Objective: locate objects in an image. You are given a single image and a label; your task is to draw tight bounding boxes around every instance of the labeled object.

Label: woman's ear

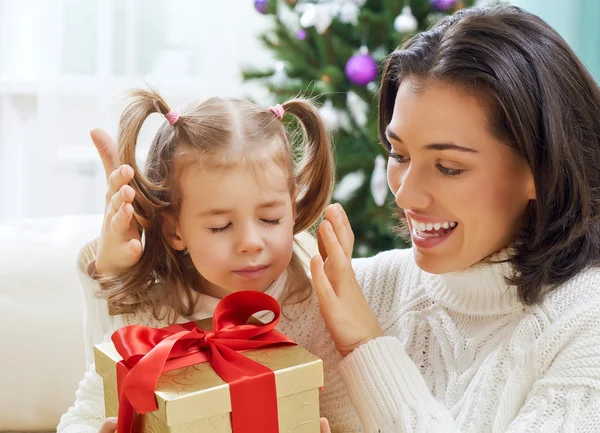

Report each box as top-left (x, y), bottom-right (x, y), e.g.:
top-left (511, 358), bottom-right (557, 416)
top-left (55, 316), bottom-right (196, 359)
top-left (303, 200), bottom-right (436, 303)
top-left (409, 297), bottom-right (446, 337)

top-left (162, 214), bottom-right (186, 251)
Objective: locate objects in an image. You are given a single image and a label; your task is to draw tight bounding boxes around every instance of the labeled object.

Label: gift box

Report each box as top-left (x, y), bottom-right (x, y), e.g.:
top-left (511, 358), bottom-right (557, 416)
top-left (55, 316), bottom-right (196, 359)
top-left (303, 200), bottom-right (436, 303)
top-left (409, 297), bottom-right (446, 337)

top-left (94, 291), bottom-right (324, 433)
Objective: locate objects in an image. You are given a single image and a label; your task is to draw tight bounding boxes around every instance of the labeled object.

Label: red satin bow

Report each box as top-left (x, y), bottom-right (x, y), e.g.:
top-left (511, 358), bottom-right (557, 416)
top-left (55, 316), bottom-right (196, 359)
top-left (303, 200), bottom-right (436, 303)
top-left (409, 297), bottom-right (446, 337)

top-left (111, 291), bottom-right (295, 433)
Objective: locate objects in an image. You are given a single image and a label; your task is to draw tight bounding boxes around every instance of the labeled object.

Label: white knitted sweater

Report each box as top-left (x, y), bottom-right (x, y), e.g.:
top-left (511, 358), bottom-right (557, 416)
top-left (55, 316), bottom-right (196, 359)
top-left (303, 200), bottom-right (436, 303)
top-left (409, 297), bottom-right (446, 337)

top-left (58, 243), bottom-right (600, 433)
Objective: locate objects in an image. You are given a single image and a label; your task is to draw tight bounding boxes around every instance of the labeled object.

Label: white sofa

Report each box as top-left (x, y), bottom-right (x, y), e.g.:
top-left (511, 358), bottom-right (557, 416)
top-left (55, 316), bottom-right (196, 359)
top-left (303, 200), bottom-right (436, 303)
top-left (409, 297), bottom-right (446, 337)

top-left (0, 215), bottom-right (103, 432)
top-left (0, 215), bottom-right (317, 432)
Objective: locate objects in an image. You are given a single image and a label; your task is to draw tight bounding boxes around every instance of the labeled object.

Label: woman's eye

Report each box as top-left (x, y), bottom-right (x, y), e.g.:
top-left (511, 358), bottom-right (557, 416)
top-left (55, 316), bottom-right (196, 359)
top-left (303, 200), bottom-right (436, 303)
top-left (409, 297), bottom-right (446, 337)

top-left (436, 164), bottom-right (465, 177)
top-left (388, 151), bottom-right (408, 164)
top-left (210, 223), bottom-right (231, 233)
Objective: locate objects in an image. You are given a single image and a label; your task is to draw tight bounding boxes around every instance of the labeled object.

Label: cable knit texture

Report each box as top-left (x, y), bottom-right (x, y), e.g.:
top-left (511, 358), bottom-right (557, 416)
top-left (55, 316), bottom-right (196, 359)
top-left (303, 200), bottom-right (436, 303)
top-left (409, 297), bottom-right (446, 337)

top-left (59, 243), bottom-right (600, 433)
top-left (341, 249), bottom-right (600, 432)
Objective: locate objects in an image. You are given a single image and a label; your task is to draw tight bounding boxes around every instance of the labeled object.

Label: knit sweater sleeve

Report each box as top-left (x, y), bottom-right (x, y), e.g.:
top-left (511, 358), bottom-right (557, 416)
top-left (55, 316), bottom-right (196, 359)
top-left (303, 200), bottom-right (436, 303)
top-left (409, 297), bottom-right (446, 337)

top-left (57, 239), bottom-right (119, 433)
top-left (337, 250), bottom-right (600, 433)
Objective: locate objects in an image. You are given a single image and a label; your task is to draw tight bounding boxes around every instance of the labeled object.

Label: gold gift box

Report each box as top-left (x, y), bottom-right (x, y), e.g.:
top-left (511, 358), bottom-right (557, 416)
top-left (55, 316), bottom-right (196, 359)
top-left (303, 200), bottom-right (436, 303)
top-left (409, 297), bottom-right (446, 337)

top-left (94, 319), bottom-right (324, 433)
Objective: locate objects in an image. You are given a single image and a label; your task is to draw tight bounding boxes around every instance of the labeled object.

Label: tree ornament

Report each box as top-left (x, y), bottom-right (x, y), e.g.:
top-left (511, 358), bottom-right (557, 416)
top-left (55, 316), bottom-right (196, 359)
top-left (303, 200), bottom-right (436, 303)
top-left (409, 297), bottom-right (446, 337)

top-left (394, 6), bottom-right (418, 33)
top-left (430, 0), bottom-right (457, 11)
top-left (333, 170), bottom-right (366, 202)
top-left (271, 61), bottom-right (288, 86)
top-left (296, 29), bottom-right (307, 40)
top-left (370, 155), bottom-right (388, 206)
top-left (319, 99), bottom-right (343, 132)
top-left (345, 46), bottom-right (378, 86)
top-left (298, 4), bottom-right (334, 34)
top-left (347, 91), bottom-right (368, 127)
top-left (254, 0), bottom-right (268, 14)
top-left (338, 3), bottom-right (360, 25)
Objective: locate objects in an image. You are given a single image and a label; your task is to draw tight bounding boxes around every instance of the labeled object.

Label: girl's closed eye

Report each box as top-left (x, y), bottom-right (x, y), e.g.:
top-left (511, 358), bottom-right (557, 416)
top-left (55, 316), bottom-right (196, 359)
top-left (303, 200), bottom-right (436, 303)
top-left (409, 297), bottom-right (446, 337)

top-left (210, 218), bottom-right (281, 233)
top-left (210, 223), bottom-right (231, 233)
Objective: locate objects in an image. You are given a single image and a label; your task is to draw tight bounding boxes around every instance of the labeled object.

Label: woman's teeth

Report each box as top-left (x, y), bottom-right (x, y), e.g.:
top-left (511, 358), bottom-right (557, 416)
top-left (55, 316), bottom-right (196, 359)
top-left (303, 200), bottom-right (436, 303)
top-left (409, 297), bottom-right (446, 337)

top-left (410, 218), bottom-right (457, 236)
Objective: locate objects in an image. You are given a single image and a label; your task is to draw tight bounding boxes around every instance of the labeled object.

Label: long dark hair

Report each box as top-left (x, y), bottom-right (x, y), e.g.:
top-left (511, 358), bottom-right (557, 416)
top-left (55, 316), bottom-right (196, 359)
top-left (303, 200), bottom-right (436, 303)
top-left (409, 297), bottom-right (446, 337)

top-left (379, 5), bottom-right (600, 305)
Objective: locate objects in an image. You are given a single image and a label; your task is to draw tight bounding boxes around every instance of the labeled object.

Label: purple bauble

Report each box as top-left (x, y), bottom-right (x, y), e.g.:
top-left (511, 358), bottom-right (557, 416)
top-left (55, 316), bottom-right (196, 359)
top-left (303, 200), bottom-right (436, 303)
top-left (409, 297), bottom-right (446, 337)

top-left (430, 0), bottom-right (457, 10)
top-left (254, 0), bottom-right (268, 14)
top-left (345, 53), bottom-right (378, 86)
top-left (296, 29), bottom-right (307, 40)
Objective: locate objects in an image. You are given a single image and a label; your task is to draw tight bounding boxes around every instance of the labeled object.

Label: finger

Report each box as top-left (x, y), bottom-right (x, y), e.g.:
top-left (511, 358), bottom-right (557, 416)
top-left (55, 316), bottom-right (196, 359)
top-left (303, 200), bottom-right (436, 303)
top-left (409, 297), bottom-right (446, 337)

top-left (90, 128), bottom-right (119, 180)
top-left (107, 166), bottom-right (134, 203)
top-left (111, 202), bottom-right (135, 233)
top-left (120, 238), bottom-right (143, 264)
top-left (109, 185), bottom-right (135, 219)
top-left (325, 204), bottom-right (354, 259)
top-left (310, 254), bottom-right (338, 304)
top-left (317, 228), bottom-right (328, 261)
top-left (320, 418), bottom-right (331, 433)
top-left (318, 220), bottom-right (348, 269)
top-left (98, 417), bottom-right (118, 433)
top-left (129, 239), bottom-right (143, 258)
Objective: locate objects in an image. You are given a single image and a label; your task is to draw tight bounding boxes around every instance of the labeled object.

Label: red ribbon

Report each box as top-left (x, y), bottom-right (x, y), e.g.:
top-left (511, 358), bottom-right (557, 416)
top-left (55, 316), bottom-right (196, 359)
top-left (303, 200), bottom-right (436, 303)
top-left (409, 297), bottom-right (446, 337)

top-left (111, 291), bottom-right (295, 433)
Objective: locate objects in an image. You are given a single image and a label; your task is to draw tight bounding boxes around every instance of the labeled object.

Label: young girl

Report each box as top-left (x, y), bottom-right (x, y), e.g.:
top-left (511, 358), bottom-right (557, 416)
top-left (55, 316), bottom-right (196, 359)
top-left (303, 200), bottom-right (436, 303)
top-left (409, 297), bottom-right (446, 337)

top-left (57, 90), bottom-right (363, 432)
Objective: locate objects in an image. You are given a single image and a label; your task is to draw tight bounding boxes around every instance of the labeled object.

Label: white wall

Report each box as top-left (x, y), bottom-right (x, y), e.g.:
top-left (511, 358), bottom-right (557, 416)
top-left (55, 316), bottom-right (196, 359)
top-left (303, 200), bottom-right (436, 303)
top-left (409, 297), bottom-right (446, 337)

top-left (0, 0), bottom-right (274, 221)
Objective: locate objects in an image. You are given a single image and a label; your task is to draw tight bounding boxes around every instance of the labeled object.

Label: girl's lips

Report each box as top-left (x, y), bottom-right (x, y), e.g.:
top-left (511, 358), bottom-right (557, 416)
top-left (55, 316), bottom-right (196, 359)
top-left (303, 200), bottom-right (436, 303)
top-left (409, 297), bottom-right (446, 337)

top-left (233, 265), bottom-right (269, 279)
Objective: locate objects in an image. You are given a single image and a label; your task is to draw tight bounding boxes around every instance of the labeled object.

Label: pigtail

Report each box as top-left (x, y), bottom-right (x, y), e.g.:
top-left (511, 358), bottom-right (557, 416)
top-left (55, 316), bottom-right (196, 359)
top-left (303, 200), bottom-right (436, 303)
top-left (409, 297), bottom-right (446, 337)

top-left (102, 88), bottom-right (199, 321)
top-left (282, 98), bottom-right (335, 234)
top-left (118, 89), bottom-right (172, 227)
top-left (274, 98), bottom-right (335, 310)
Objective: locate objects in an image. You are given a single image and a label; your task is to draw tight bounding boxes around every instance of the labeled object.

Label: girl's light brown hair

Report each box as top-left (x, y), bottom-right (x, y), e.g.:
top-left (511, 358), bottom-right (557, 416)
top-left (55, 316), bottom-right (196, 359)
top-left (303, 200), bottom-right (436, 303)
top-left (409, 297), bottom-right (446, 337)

top-left (101, 89), bottom-right (334, 321)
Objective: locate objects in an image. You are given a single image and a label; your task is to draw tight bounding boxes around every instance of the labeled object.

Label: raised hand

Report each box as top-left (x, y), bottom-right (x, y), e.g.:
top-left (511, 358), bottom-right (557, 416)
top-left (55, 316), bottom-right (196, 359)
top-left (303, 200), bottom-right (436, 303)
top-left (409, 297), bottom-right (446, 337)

top-left (311, 204), bottom-right (383, 357)
top-left (90, 129), bottom-right (142, 277)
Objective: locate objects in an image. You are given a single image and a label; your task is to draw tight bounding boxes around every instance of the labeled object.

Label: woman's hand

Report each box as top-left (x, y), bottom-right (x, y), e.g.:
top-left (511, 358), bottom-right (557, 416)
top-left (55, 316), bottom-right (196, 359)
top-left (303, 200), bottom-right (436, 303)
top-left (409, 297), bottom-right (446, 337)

top-left (320, 417), bottom-right (331, 433)
top-left (90, 129), bottom-right (142, 277)
top-left (311, 204), bottom-right (383, 357)
top-left (98, 417), bottom-right (118, 433)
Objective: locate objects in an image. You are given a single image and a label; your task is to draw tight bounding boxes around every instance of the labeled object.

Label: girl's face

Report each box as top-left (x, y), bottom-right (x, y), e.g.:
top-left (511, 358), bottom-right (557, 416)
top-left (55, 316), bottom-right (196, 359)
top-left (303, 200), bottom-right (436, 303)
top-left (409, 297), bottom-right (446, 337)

top-left (386, 79), bottom-right (536, 274)
top-left (168, 161), bottom-right (295, 298)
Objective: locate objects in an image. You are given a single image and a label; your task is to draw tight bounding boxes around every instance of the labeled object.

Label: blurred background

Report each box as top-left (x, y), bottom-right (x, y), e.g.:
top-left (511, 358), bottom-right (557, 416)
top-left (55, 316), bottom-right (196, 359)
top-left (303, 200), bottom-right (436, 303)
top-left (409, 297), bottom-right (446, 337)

top-left (1, 0), bottom-right (599, 256)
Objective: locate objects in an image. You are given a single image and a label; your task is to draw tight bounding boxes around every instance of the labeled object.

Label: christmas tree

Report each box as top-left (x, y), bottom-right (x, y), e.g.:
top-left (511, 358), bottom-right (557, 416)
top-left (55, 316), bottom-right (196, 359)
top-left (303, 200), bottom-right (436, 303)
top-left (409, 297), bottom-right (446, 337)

top-left (244, 0), bottom-right (478, 257)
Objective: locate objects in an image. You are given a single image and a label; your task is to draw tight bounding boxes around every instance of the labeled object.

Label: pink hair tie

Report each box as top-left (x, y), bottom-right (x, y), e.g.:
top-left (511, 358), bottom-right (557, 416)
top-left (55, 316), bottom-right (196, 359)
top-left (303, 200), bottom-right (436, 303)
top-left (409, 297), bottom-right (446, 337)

top-left (268, 104), bottom-right (285, 120)
top-left (165, 110), bottom-right (180, 126)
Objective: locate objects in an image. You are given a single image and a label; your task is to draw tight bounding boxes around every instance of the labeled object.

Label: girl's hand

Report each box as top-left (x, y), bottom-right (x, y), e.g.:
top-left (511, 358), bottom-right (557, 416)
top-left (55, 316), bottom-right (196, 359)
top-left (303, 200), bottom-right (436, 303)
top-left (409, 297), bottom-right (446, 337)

top-left (310, 204), bottom-right (383, 357)
top-left (90, 129), bottom-right (142, 277)
top-left (98, 417), bottom-right (118, 433)
top-left (320, 417), bottom-right (331, 433)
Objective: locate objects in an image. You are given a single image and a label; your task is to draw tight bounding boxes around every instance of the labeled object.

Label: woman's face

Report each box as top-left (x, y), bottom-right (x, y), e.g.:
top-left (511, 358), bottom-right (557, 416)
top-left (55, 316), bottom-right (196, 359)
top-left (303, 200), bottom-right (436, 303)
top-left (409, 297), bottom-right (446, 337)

top-left (385, 79), bottom-right (535, 274)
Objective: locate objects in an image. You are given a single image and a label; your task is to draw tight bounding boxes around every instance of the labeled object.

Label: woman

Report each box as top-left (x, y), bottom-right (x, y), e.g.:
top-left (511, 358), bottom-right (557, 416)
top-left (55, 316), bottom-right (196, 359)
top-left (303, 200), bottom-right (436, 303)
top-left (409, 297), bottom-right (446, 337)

top-left (85, 5), bottom-right (600, 432)
top-left (312, 4), bottom-right (600, 432)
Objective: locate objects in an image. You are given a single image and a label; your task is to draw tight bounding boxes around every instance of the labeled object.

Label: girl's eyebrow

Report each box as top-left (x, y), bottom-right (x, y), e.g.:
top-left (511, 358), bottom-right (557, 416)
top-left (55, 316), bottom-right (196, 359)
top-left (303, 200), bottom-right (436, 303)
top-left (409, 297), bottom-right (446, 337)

top-left (198, 200), bottom-right (286, 217)
top-left (258, 200), bottom-right (286, 209)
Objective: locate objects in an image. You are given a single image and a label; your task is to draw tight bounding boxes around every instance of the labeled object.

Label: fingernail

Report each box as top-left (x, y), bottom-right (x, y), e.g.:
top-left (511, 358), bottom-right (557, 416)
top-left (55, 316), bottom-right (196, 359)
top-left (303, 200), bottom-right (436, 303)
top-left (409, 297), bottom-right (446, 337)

top-left (107, 417), bottom-right (118, 423)
top-left (120, 187), bottom-right (128, 199)
top-left (121, 166), bottom-right (129, 177)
